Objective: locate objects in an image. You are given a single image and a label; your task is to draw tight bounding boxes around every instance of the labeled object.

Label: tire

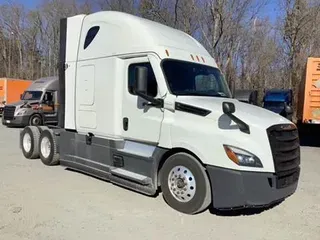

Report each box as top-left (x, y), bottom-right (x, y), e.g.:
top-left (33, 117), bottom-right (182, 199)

top-left (29, 114), bottom-right (42, 126)
top-left (160, 152), bottom-right (212, 215)
top-left (20, 126), bottom-right (40, 159)
top-left (39, 129), bottom-right (60, 166)
top-left (37, 126), bottom-right (49, 133)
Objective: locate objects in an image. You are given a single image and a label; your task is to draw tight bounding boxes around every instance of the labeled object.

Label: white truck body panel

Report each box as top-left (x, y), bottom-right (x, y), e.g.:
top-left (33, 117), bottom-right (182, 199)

top-left (170, 96), bottom-right (292, 172)
top-left (76, 11), bottom-right (213, 63)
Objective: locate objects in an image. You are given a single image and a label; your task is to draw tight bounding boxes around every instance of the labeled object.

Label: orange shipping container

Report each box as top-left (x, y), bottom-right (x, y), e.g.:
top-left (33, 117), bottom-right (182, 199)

top-left (0, 78), bottom-right (33, 105)
top-left (297, 57), bottom-right (320, 124)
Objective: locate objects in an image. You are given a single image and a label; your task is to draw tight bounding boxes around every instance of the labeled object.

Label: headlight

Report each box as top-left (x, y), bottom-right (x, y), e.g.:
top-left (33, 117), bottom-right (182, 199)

top-left (16, 109), bottom-right (27, 116)
top-left (223, 145), bottom-right (263, 168)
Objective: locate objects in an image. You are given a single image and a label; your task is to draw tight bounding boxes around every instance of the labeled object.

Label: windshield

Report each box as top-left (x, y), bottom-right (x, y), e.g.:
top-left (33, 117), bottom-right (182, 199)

top-left (21, 91), bottom-right (43, 101)
top-left (162, 59), bottom-right (232, 98)
top-left (264, 101), bottom-right (285, 108)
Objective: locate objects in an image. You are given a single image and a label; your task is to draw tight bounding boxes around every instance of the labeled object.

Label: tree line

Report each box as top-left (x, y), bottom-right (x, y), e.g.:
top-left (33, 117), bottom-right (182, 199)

top-left (0, 0), bottom-right (319, 106)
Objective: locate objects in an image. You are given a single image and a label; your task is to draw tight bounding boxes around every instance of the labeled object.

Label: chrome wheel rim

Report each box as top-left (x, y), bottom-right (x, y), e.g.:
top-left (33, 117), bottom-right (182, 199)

top-left (41, 136), bottom-right (51, 158)
top-left (23, 133), bottom-right (32, 153)
top-left (167, 166), bottom-right (196, 202)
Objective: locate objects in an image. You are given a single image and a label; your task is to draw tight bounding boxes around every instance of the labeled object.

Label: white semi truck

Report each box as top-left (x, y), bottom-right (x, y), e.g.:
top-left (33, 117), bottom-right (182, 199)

top-left (19, 11), bottom-right (301, 214)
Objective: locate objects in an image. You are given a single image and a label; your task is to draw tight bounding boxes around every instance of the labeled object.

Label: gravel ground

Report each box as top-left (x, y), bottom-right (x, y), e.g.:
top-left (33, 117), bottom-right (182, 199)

top-left (0, 124), bottom-right (320, 240)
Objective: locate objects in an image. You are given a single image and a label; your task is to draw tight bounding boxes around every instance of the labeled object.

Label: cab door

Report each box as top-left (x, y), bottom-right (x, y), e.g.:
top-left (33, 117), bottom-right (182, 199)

top-left (42, 91), bottom-right (58, 124)
top-left (121, 56), bottom-right (164, 144)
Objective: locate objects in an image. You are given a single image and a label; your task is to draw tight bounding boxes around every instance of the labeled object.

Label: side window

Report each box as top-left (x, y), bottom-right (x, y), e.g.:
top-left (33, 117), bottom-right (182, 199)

top-left (43, 92), bottom-right (54, 102)
top-left (128, 62), bottom-right (158, 97)
top-left (84, 26), bottom-right (100, 50)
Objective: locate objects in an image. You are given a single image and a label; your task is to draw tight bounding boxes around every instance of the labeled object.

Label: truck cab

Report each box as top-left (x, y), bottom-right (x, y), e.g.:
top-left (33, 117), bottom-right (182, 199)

top-left (263, 89), bottom-right (294, 121)
top-left (2, 76), bottom-right (59, 127)
top-left (234, 89), bottom-right (258, 105)
top-left (19, 11), bottom-right (300, 215)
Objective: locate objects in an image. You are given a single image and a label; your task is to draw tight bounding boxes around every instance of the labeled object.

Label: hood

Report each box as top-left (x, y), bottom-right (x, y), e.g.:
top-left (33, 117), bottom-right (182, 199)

top-left (6, 100), bottom-right (40, 107)
top-left (176, 96), bottom-right (292, 129)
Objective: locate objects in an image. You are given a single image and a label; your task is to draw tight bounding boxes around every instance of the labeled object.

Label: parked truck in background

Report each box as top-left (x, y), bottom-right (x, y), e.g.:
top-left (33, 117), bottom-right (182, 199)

top-left (262, 89), bottom-right (294, 121)
top-left (19, 11), bottom-right (300, 215)
top-left (297, 57), bottom-right (320, 126)
top-left (2, 76), bottom-right (59, 127)
top-left (234, 89), bottom-right (258, 105)
top-left (0, 78), bottom-right (32, 116)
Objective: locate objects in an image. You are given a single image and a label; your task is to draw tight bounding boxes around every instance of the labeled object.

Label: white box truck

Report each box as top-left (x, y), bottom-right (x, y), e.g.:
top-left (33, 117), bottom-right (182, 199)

top-left (19, 11), bottom-right (301, 215)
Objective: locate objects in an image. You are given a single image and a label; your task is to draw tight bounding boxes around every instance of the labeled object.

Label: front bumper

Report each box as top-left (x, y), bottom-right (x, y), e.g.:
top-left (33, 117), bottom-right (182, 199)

top-left (2, 115), bottom-right (30, 127)
top-left (206, 165), bottom-right (300, 210)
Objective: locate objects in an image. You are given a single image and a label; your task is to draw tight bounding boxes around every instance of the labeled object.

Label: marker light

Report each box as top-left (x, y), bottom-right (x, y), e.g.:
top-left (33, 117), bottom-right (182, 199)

top-left (223, 145), bottom-right (263, 168)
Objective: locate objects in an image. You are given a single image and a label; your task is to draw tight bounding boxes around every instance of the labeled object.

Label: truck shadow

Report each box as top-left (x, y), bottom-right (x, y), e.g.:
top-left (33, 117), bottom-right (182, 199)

top-left (208, 200), bottom-right (283, 216)
top-left (65, 167), bottom-right (285, 216)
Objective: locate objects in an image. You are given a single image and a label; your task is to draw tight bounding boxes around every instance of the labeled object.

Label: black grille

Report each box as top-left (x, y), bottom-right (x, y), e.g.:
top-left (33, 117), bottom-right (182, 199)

top-left (3, 106), bottom-right (16, 120)
top-left (267, 124), bottom-right (301, 188)
top-left (267, 124), bottom-right (300, 185)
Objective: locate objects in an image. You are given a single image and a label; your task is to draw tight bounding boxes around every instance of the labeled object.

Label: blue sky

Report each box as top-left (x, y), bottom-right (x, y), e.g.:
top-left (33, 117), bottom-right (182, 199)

top-left (261, 0), bottom-right (284, 23)
top-left (0, 0), bottom-right (40, 9)
top-left (0, 0), bottom-right (282, 22)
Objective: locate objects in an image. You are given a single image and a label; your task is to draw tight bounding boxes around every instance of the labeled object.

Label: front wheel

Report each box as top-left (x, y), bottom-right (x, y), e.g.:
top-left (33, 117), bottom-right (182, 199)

top-left (160, 152), bottom-right (212, 214)
top-left (29, 114), bottom-right (42, 126)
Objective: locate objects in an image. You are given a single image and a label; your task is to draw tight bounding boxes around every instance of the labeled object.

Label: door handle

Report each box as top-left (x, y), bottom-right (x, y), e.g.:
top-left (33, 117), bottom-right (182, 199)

top-left (123, 117), bottom-right (129, 131)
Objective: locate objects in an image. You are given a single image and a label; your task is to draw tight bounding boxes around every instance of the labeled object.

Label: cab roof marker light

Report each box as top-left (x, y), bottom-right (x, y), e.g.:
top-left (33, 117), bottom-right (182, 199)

top-left (165, 49), bottom-right (169, 56)
top-left (190, 54), bottom-right (194, 60)
top-left (202, 57), bottom-right (205, 63)
top-left (196, 55), bottom-right (200, 61)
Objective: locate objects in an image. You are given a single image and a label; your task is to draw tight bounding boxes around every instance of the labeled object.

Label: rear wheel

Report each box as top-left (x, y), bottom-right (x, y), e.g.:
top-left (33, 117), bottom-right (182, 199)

top-left (160, 152), bottom-right (212, 214)
top-left (37, 126), bottom-right (49, 133)
top-left (20, 126), bottom-right (40, 159)
top-left (39, 129), bottom-right (60, 166)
